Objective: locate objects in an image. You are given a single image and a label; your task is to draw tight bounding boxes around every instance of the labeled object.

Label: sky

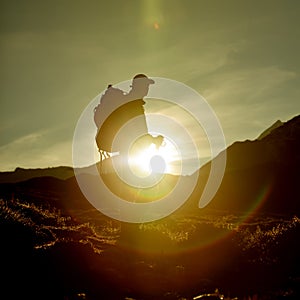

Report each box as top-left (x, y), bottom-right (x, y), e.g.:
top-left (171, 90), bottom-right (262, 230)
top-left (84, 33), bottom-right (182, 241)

top-left (1, 0), bottom-right (300, 171)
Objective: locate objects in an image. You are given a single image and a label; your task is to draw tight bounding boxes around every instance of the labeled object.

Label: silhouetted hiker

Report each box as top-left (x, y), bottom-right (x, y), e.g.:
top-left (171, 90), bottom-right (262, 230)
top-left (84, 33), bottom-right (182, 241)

top-left (94, 74), bottom-right (163, 172)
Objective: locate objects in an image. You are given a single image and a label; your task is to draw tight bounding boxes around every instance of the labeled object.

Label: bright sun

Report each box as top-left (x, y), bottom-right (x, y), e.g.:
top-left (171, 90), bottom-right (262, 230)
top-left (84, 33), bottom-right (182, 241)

top-left (128, 136), bottom-right (179, 177)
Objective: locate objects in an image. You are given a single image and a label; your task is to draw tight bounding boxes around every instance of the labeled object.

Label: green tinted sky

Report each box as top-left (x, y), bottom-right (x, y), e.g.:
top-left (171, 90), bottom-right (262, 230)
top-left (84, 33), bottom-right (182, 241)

top-left (0, 0), bottom-right (299, 170)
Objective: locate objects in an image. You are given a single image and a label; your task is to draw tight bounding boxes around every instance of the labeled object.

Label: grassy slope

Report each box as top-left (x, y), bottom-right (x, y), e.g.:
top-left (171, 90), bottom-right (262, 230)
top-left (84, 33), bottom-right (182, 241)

top-left (0, 198), bottom-right (299, 299)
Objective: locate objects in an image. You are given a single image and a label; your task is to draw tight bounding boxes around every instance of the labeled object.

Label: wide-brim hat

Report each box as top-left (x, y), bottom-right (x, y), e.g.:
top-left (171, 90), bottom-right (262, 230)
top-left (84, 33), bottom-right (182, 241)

top-left (132, 73), bottom-right (155, 84)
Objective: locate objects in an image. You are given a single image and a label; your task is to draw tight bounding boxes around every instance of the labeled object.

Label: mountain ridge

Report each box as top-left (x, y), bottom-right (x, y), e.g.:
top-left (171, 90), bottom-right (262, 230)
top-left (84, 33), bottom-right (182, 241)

top-left (0, 114), bottom-right (299, 215)
top-left (0, 166), bottom-right (74, 184)
top-left (257, 119), bottom-right (284, 140)
top-left (184, 114), bottom-right (300, 214)
top-left (1, 115), bottom-right (297, 182)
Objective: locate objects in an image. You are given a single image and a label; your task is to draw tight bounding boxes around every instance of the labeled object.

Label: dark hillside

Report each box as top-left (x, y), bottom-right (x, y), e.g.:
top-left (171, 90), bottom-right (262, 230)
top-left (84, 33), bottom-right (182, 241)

top-left (185, 115), bottom-right (300, 215)
top-left (0, 166), bottom-right (74, 183)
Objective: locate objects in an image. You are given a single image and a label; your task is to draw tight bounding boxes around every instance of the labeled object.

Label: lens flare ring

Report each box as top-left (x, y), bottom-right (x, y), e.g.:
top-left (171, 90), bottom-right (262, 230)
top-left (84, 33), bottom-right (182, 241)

top-left (72, 77), bottom-right (226, 223)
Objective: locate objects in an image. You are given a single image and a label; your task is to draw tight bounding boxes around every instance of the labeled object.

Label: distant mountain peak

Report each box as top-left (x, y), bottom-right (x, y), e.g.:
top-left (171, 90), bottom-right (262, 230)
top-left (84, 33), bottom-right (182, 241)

top-left (257, 119), bottom-right (284, 140)
top-left (0, 166), bottom-right (74, 184)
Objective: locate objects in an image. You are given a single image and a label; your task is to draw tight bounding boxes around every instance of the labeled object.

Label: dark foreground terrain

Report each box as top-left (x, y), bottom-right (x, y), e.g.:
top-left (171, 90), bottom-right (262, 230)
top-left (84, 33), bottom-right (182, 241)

top-left (0, 115), bottom-right (299, 299)
top-left (1, 197), bottom-right (299, 300)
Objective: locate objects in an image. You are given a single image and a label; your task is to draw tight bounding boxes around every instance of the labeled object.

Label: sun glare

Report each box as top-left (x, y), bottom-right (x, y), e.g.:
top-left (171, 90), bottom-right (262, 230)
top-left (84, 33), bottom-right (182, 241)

top-left (129, 137), bottom-right (179, 177)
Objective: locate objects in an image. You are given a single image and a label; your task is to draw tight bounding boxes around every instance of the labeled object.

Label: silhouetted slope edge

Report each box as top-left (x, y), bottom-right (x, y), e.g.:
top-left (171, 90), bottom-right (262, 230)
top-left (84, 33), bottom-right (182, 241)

top-left (257, 119), bottom-right (283, 140)
top-left (0, 166), bottom-right (74, 183)
top-left (0, 115), bottom-right (299, 215)
top-left (184, 114), bottom-right (300, 214)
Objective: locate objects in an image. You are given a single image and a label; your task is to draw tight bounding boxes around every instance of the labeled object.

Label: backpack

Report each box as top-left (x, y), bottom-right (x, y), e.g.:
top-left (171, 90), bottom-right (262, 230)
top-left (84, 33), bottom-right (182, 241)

top-left (94, 84), bottom-right (149, 153)
top-left (94, 85), bottom-right (125, 128)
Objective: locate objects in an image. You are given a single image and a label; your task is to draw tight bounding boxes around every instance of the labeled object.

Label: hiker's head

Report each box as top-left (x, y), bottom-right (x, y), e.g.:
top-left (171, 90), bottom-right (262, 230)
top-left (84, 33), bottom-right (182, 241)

top-left (130, 74), bottom-right (155, 98)
top-left (132, 74), bottom-right (155, 85)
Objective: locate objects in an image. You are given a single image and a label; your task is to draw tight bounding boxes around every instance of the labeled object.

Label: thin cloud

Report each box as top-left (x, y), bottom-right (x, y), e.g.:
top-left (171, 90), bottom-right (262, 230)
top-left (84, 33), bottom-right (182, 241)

top-left (0, 129), bottom-right (73, 170)
top-left (201, 66), bottom-right (298, 143)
